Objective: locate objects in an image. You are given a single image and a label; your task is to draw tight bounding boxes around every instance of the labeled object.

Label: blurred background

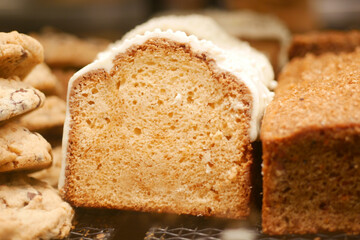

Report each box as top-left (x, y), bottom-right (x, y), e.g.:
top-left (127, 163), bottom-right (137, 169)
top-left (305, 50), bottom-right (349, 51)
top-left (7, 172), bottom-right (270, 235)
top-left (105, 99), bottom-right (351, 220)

top-left (0, 0), bottom-right (359, 39)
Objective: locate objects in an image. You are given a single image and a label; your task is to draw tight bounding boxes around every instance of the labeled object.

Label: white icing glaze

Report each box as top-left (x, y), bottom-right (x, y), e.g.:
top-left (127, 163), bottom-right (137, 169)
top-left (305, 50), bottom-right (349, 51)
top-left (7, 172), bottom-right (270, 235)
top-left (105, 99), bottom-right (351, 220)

top-left (203, 9), bottom-right (291, 68)
top-left (59, 29), bottom-right (274, 189)
top-left (103, 14), bottom-right (276, 90)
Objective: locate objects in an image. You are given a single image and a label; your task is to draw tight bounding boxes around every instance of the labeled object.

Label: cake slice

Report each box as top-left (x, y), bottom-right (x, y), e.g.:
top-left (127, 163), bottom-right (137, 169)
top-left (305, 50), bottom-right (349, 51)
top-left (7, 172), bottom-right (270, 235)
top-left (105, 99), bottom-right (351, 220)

top-left (261, 50), bottom-right (360, 234)
top-left (60, 30), bottom-right (273, 219)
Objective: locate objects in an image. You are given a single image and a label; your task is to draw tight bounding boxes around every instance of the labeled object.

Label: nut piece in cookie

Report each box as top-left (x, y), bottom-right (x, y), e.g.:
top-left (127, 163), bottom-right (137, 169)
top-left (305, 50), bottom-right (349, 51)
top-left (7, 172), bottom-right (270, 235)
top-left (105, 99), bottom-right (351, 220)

top-left (0, 173), bottom-right (74, 240)
top-left (0, 77), bottom-right (45, 122)
top-left (0, 123), bottom-right (52, 173)
top-left (14, 96), bottom-right (66, 136)
top-left (0, 31), bottom-right (44, 79)
top-left (23, 63), bottom-right (64, 97)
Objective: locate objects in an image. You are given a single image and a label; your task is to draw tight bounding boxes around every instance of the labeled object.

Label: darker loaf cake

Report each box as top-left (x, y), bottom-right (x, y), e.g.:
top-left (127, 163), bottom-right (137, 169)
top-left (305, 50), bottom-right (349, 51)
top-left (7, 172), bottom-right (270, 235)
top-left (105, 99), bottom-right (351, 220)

top-left (288, 30), bottom-right (360, 60)
top-left (261, 49), bottom-right (360, 234)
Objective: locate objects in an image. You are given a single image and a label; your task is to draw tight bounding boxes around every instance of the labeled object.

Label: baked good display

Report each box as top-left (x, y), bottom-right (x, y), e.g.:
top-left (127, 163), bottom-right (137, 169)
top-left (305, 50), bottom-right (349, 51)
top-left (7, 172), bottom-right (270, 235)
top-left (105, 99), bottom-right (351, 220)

top-left (0, 31), bottom-right (44, 79)
top-left (0, 77), bottom-right (45, 122)
top-left (0, 123), bottom-right (52, 173)
top-left (202, 10), bottom-right (291, 71)
top-left (0, 173), bottom-right (74, 240)
top-left (14, 96), bottom-right (66, 135)
top-left (113, 14), bottom-right (275, 90)
top-left (31, 28), bottom-right (110, 68)
top-left (30, 145), bottom-right (62, 187)
top-left (223, 0), bottom-right (320, 33)
top-left (288, 30), bottom-right (360, 60)
top-left (23, 62), bottom-right (64, 97)
top-left (60, 29), bottom-right (274, 219)
top-left (261, 49), bottom-right (360, 234)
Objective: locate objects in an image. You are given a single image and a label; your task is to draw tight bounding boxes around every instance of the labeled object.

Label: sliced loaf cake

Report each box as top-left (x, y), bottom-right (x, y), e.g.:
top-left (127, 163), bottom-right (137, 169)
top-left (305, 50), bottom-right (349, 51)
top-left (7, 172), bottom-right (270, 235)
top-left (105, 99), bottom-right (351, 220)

top-left (60, 30), bottom-right (273, 218)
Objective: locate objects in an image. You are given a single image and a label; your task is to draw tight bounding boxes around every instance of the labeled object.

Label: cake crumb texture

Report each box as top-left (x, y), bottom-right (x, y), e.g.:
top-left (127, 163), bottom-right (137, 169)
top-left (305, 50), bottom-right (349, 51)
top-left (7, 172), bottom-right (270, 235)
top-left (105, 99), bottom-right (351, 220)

top-left (63, 38), bottom-right (254, 219)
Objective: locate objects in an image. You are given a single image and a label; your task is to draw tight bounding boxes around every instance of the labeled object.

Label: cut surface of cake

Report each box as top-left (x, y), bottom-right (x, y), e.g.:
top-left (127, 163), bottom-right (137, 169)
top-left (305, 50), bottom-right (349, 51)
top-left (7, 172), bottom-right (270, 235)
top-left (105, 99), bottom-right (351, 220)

top-left (261, 50), bottom-right (360, 234)
top-left (60, 30), bottom-right (273, 219)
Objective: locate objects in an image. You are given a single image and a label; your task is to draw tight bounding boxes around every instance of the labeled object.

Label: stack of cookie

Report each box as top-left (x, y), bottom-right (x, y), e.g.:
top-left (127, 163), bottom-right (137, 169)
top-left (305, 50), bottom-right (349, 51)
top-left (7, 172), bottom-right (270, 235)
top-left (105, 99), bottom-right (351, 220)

top-left (0, 31), bottom-right (73, 240)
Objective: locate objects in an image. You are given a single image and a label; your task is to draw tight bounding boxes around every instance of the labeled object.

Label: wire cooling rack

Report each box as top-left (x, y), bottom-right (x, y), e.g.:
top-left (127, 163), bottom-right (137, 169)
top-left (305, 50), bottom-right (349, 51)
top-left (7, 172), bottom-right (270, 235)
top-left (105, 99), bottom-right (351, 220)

top-left (66, 225), bottom-right (360, 240)
top-left (66, 220), bottom-right (360, 240)
top-left (144, 226), bottom-right (360, 240)
top-left (145, 227), bottom-right (223, 240)
top-left (67, 227), bottom-right (115, 240)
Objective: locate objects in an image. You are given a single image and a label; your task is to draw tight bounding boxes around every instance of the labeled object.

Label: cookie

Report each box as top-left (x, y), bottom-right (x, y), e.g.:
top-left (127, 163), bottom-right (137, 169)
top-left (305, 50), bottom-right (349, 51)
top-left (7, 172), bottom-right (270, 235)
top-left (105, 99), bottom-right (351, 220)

top-left (23, 63), bottom-right (64, 97)
top-left (0, 123), bottom-right (52, 173)
top-left (0, 77), bottom-right (45, 122)
top-left (0, 173), bottom-right (74, 240)
top-left (14, 96), bottom-right (66, 135)
top-left (30, 145), bottom-right (62, 187)
top-left (31, 29), bottom-right (109, 68)
top-left (0, 31), bottom-right (44, 79)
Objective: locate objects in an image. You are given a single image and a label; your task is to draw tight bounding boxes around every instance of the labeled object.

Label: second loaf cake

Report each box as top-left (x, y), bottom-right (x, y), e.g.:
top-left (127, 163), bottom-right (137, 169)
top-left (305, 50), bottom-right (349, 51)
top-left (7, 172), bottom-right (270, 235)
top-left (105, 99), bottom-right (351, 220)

top-left (261, 49), bottom-right (360, 234)
top-left (60, 30), bottom-right (273, 218)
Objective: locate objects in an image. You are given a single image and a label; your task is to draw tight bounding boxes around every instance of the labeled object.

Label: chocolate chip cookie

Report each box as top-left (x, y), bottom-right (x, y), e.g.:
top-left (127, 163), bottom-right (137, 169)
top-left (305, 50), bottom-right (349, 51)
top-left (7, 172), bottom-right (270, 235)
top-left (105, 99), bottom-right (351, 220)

top-left (0, 31), bottom-right (44, 79)
top-left (0, 123), bottom-right (52, 172)
top-left (0, 173), bottom-right (74, 240)
top-left (0, 77), bottom-right (45, 122)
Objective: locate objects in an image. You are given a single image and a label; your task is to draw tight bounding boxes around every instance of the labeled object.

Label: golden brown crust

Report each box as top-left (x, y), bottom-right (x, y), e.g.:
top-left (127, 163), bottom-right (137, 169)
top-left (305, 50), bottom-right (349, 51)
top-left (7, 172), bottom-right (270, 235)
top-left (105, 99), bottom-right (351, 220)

top-left (63, 38), bottom-right (253, 219)
top-left (262, 49), bottom-right (360, 140)
top-left (261, 50), bottom-right (360, 235)
top-left (288, 30), bottom-right (360, 60)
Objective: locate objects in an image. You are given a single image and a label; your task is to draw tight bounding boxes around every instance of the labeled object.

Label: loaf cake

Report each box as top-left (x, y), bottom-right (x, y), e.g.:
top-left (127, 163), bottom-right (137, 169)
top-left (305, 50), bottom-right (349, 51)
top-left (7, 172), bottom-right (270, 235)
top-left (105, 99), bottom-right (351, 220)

top-left (261, 49), bottom-right (360, 234)
top-left (288, 30), bottom-right (360, 60)
top-left (60, 29), bottom-right (274, 218)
